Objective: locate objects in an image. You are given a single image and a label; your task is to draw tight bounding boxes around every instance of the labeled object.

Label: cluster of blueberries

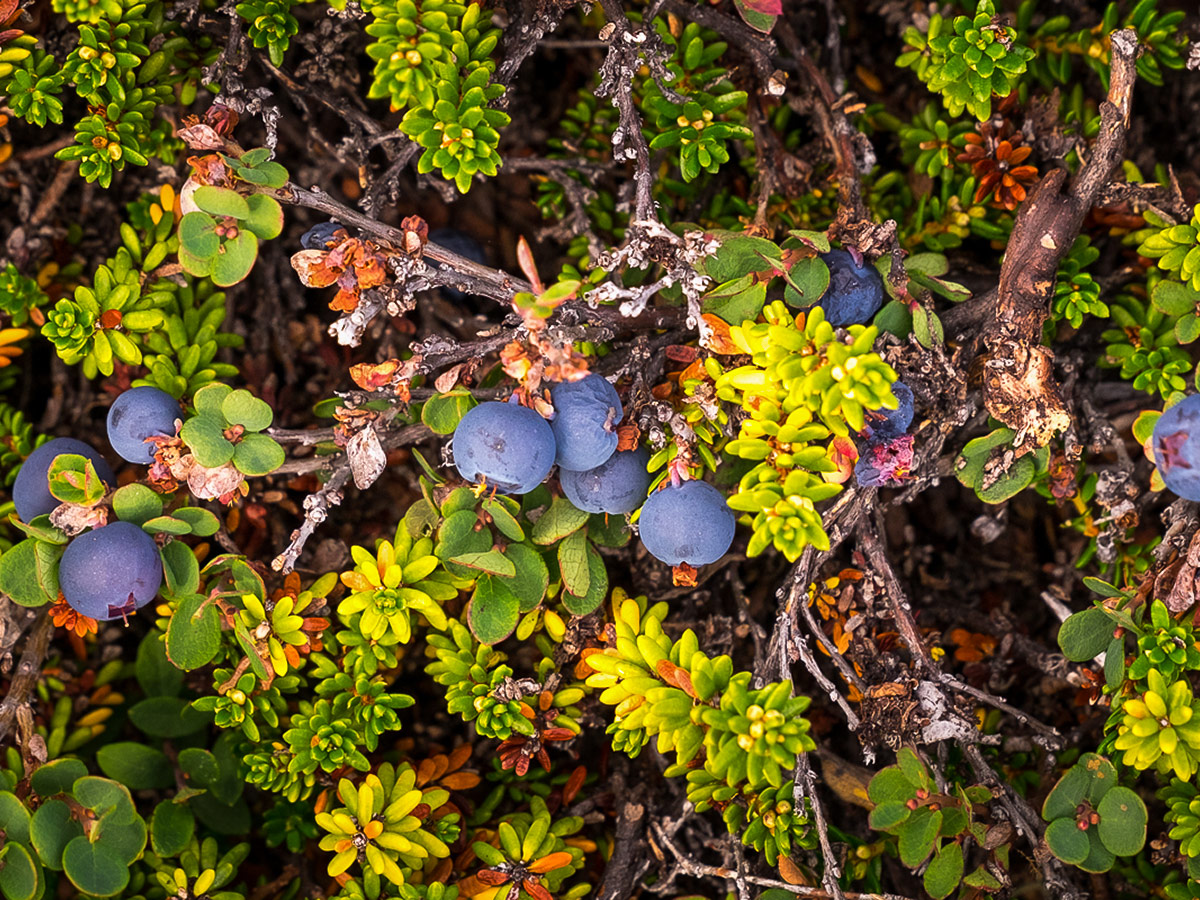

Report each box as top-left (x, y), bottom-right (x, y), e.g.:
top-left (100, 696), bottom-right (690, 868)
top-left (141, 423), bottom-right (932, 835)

top-left (451, 374), bottom-right (736, 568)
top-left (13, 386), bottom-right (182, 621)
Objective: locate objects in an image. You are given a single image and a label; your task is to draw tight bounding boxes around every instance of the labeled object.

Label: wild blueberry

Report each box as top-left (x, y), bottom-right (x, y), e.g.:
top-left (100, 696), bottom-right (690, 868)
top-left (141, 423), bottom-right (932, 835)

top-left (1153, 395), bottom-right (1200, 500)
top-left (863, 381), bottom-right (914, 439)
top-left (818, 248), bottom-right (885, 326)
top-left (300, 221), bottom-right (347, 251)
top-left (13, 438), bottom-right (116, 522)
top-left (639, 479), bottom-right (735, 567)
top-left (430, 228), bottom-right (487, 302)
top-left (549, 374), bottom-right (623, 472)
top-left (107, 386), bottom-right (182, 464)
top-left (452, 399), bottom-right (556, 494)
top-left (560, 446), bottom-right (651, 514)
top-left (60, 521), bottom-right (163, 621)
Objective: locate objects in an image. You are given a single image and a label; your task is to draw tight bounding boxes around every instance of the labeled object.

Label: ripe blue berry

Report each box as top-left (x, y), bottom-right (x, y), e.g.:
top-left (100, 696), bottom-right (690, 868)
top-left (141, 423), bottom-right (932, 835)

top-left (452, 400), bottom-right (556, 494)
top-left (638, 480), bottom-right (735, 567)
top-left (560, 446), bottom-right (651, 514)
top-left (430, 228), bottom-right (487, 302)
top-left (1153, 395), bottom-right (1200, 500)
top-left (60, 521), bottom-right (163, 621)
top-left (818, 249), bottom-right (885, 326)
top-left (549, 374), bottom-right (623, 472)
top-left (864, 381), bottom-right (914, 439)
top-left (107, 386), bottom-right (182, 464)
top-left (300, 221), bottom-right (346, 251)
top-left (13, 438), bottom-right (115, 522)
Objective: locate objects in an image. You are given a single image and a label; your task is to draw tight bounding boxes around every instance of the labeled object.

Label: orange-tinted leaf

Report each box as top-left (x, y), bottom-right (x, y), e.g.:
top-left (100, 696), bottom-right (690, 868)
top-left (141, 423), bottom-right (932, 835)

top-left (516, 235), bottom-right (544, 294)
top-left (350, 359), bottom-right (400, 390)
top-left (528, 851), bottom-right (574, 874)
top-left (700, 314), bottom-right (739, 354)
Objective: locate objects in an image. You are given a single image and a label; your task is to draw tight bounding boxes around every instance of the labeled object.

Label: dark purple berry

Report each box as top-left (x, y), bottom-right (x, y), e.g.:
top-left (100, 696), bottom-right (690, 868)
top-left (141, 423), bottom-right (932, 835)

top-left (550, 374), bottom-right (623, 472)
top-left (1153, 395), bottom-right (1200, 500)
top-left (560, 446), bottom-right (650, 514)
top-left (452, 400), bottom-right (556, 494)
top-left (863, 381), bottom-right (914, 439)
top-left (639, 480), bottom-right (735, 567)
top-left (60, 521), bottom-right (162, 621)
top-left (107, 386), bottom-right (182, 464)
top-left (818, 249), bottom-right (885, 326)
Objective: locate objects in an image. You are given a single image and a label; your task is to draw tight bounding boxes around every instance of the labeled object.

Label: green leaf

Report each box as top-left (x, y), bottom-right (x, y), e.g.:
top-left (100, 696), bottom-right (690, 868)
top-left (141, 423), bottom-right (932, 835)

top-left (179, 212), bottom-right (219, 258)
top-left (241, 194), bottom-right (283, 239)
top-left (782, 257), bottom-right (830, 308)
top-left (112, 484), bottom-right (163, 525)
top-left (701, 276), bottom-right (766, 325)
top-left (63, 836), bottom-right (131, 897)
top-left (1057, 608), bottom-right (1112, 661)
top-left (0, 842), bottom-right (40, 900)
top-left (171, 507), bottom-right (220, 536)
top-left (1105, 635), bottom-right (1125, 690)
top-left (30, 799), bottom-right (81, 870)
top-left (867, 767), bottom-right (912, 804)
top-left (128, 696), bottom-right (208, 738)
top-left (166, 594), bottom-right (222, 671)
top-left (135, 632), bottom-right (183, 698)
top-left (1044, 817), bottom-right (1090, 865)
top-left (96, 743), bottom-right (173, 790)
top-left (143, 516), bottom-right (191, 535)
top-left (180, 415), bottom-right (234, 467)
top-left (531, 496), bottom-right (590, 544)
top-left (1096, 786), bottom-right (1147, 857)
top-left (193, 383), bottom-right (232, 417)
top-left (1177, 313), bottom-right (1200, 345)
top-left (1042, 763), bottom-right (1091, 821)
top-left (239, 148), bottom-right (271, 167)
top-left (0, 539), bottom-right (55, 607)
top-left (497, 542), bottom-right (549, 611)
top-left (482, 497), bottom-right (524, 542)
top-left (557, 528), bottom-right (590, 597)
top-left (210, 232), bottom-right (259, 287)
top-left (898, 807), bottom-right (942, 867)
top-left (699, 234), bottom-right (781, 283)
top-left (0, 792), bottom-right (32, 846)
top-left (150, 801), bottom-right (195, 858)
top-left (1152, 278), bottom-right (1200, 316)
top-left (177, 748), bottom-right (219, 787)
top-left (160, 541), bottom-right (200, 598)
top-left (868, 800), bottom-right (911, 831)
top-left (192, 186), bottom-right (250, 219)
top-left (30, 759), bottom-right (87, 798)
top-left (449, 550), bottom-right (515, 577)
top-left (422, 389), bottom-right (478, 435)
top-left (222, 389), bottom-right (273, 432)
top-left (33, 541), bottom-right (61, 604)
top-left (562, 541), bottom-right (607, 615)
top-left (47, 453), bottom-right (107, 506)
top-left (232, 433), bottom-right (284, 476)
top-left (923, 842), bottom-right (964, 899)
top-left (468, 575), bottom-right (520, 643)
top-left (1077, 828), bottom-right (1116, 873)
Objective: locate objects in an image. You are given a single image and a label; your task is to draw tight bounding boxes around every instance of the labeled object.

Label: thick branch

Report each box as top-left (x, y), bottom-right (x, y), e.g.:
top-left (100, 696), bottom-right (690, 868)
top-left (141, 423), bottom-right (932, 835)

top-left (981, 28), bottom-right (1140, 452)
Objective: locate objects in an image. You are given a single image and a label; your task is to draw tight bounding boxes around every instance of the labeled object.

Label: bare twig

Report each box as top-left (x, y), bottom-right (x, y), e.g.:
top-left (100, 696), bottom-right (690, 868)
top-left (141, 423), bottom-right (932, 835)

top-left (0, 611), bottom-right (53, 745)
